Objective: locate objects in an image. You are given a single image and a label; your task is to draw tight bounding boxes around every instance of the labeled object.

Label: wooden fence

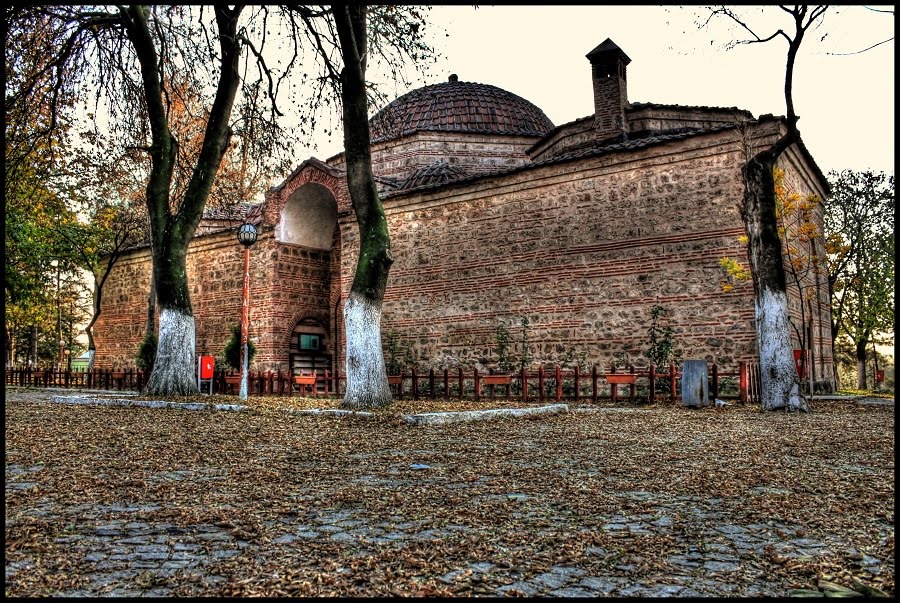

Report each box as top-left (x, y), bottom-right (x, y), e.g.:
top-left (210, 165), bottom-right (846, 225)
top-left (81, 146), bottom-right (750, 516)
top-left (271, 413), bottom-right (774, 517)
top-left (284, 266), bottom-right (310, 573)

top-left (6, 362), bottom-right (761, 405)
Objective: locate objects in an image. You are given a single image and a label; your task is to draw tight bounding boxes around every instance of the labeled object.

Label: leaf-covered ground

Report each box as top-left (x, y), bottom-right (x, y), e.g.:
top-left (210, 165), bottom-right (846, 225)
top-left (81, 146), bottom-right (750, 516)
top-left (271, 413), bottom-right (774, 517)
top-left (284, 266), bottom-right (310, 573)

top-left (5, 387), bottom-right (894, 597)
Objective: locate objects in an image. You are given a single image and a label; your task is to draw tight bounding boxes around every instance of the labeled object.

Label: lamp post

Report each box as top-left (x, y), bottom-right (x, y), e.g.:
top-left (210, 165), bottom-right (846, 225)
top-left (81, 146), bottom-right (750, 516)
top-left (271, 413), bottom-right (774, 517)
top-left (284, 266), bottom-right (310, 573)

top-left (237, 222), bottom-right (258, 401)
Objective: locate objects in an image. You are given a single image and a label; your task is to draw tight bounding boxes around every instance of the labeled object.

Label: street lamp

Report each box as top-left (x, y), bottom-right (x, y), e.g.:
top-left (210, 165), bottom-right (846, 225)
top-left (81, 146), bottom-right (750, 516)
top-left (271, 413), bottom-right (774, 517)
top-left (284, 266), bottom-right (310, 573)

top-left (237, 222), bottom-right (258, 401)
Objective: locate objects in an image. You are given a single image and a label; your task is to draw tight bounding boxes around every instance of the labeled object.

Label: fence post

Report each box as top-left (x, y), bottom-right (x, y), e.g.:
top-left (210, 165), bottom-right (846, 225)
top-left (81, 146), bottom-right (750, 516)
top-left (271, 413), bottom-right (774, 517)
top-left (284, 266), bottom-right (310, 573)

top-left (629, 365), bottom-right (636, 401)
top-left (669, 363), bottom-right (677, 403)
top-left (429, 368), bottom-right (435, 399)
top-left (591, 365), bottom-right (598, 404)
top-left (412, 368), bottom-right (419, 400)
top-left (443, 368), bottom-right (449, 398)
top-left (520, 367), bottom-right (527, 402)
top-left (649, 364), bottom-right (656, 404)
top-left (573, 365), bottom-right (580, 403)
top-left (610, 365), bottom-right (618, 405)
top-left (739, 361), bottom-right (748, 405)
top-left (538, 366), bottom-right (545, 402)
top-left (474, 368), bottom-right (480, 401)
top-left (711, 363), bottom-right (719, 400)
top-left (555, 365), bottom-right (562, 402)
top-left (457, 367), bottom-right (463, 400)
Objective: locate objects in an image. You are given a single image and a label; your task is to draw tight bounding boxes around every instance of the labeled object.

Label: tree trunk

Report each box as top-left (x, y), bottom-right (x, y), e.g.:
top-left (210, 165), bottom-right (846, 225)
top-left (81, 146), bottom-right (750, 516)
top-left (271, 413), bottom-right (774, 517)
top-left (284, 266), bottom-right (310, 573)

top-left (145, 307), bottom-right (197, 395)
top-left (343, 292), bottom-right (393, 406)
top-left (144, 240), bottom-right (197, 395)
top-left (6, 326), bottom-right (14, 368)
top-left (145, 273), bottom-right (157, 337)
top-left (334, 5), bottom-right (394, 409)
top-left (84, 273), bottom-right (100, 369)
top-left (855, 340), bottom-right (868, 390)
top-left (123, 5), bottom-right (242, 396)
top-left (742, 152), bottom-right (809, 412)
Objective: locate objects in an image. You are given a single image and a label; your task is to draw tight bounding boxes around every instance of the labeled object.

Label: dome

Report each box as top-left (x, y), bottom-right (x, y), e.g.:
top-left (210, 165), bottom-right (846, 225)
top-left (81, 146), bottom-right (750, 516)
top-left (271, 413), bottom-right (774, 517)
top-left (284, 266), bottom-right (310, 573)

top-left (369, 75), bottom-right (555, 142)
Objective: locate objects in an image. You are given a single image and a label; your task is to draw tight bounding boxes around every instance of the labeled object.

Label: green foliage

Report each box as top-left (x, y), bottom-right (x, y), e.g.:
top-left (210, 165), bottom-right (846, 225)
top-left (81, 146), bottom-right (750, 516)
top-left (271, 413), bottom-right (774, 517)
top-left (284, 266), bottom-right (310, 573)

top-left (494, 323), bottom-right (512, 373)
top-left (645, 304), bottom-right (682, 370)
top-left (223, 324), bottom-right (257, 371)
top-left (402, 340), bottom-right (416, 372)
top-left (518, 315), bottom-right (531, 371)
top-left (135, 332), bottom-right (158, 372)
top-left (385, 331), bottom-right (401, 375)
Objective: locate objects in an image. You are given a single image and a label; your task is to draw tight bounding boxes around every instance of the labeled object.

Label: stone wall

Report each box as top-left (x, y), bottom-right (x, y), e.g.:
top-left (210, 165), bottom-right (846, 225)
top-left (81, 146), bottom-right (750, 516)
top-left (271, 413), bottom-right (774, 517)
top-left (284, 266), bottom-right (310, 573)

top-left (93, 227), bottom-right (334, 373)
top-left (337, 125), bottom-right (832, 381)
top-left (94, 121), bottom-right (833, 386)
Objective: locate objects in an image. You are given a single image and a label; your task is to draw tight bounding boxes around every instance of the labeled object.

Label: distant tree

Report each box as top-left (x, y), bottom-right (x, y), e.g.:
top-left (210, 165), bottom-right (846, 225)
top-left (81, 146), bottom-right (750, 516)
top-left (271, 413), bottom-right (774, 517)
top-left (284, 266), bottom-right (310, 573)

top-left (824, 170), bottom-right (894, 389)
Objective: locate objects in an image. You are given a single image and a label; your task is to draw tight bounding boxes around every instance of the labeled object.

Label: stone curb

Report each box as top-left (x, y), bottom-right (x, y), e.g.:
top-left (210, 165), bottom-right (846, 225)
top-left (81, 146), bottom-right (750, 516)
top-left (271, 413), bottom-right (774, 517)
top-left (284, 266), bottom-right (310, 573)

top-left (403, 404), bottom-right (569, 425)
top-left (49, 396), bottom-right (248, 413)
top-left (571, 407), bottom-right (650, 413)
top-left (44, 395), bottom-right (376, 418)
top-left (281, 408), bottom-right (375, 418)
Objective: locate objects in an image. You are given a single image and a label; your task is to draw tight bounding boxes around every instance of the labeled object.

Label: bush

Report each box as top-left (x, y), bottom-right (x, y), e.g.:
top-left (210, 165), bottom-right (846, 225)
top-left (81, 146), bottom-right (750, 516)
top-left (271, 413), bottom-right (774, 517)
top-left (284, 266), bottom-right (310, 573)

top-left (223, 324), bottom-right (257, 371)
top-left (135, 332), bottom-right (157, 372)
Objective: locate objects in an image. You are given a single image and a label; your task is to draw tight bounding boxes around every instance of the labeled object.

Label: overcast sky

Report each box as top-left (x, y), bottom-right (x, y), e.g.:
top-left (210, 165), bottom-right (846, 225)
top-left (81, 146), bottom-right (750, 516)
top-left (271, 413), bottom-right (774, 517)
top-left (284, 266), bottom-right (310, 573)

top-left (302, 5), bottom-right (894, 178)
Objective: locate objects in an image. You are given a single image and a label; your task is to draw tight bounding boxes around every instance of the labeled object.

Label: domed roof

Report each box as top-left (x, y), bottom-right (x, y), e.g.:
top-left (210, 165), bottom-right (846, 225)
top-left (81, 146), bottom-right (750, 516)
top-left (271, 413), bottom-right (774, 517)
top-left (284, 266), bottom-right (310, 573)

top-left (400, 160), bottom-right (470, 190)
top-left (369, 75), bottom-right (555, 142)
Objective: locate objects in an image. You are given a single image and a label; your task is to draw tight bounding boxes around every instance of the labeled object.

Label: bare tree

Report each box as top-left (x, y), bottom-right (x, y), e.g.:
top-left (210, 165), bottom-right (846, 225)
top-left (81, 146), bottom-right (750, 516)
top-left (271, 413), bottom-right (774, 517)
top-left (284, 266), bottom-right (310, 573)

top-left (332, 5), bottom-right (393, 407)
top-left (6, 5), bottom-right (434, 396)
top-left (703, 5), bottom-right (833, 411)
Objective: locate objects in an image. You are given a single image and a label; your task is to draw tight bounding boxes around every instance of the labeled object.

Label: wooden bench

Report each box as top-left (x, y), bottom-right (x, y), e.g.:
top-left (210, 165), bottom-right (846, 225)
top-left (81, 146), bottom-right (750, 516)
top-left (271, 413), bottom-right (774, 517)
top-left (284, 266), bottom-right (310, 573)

top-left (478, 373), bottom-right (511, 397)
top-left (606, 373), bottom-right (637, 400)
top-left (224, 374), bottom-right (242, 394)
top-left (294, 372), bottom-right (319, 397)
top-left (111, 371), bottom-right (126, 390)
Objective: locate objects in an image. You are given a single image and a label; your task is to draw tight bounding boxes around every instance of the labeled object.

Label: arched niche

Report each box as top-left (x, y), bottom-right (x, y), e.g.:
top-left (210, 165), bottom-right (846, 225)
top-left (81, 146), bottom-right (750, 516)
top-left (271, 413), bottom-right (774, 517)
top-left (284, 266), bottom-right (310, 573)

top-left (277, 182), bottom-right (337, 249)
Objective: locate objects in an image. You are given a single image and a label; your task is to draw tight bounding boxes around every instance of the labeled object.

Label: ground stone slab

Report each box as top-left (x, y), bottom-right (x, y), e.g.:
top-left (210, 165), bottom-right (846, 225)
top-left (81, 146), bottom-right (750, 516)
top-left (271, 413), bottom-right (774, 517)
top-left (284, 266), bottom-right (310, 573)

top-left (49, 396), bottom-right (247, 413)
top-left (403, 404), bottom-right (568, 425)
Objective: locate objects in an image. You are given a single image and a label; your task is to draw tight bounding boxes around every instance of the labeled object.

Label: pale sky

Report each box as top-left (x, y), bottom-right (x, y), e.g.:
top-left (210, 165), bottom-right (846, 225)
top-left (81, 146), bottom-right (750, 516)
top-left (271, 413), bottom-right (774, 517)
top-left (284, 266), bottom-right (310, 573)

top-left (300, 5), bottom-right (895, 178)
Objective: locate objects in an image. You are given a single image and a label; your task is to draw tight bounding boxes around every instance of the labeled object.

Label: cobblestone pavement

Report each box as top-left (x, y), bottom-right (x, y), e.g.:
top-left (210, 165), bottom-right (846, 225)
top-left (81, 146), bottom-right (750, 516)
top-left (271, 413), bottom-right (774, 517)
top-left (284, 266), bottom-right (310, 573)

top-left (5, 388), bottom-right (894, 597)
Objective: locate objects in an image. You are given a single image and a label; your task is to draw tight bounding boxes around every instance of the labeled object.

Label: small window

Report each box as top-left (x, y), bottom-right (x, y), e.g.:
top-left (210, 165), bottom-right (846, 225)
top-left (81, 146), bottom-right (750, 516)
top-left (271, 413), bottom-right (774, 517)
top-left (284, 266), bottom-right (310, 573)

top-left (298, 334), bottom-right (320, 351)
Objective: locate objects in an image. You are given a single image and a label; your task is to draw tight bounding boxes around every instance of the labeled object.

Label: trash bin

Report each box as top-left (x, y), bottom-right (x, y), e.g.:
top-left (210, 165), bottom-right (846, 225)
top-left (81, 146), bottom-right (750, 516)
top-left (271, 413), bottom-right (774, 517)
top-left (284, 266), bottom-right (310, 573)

top-left (681, 359), bottom-right (709, 407)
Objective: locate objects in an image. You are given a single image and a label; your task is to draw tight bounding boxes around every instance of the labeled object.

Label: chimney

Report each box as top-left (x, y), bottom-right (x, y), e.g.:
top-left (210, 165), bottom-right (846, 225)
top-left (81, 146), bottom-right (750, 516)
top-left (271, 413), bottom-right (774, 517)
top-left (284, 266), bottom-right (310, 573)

top-left (586, 39), bottom-right (631, 141)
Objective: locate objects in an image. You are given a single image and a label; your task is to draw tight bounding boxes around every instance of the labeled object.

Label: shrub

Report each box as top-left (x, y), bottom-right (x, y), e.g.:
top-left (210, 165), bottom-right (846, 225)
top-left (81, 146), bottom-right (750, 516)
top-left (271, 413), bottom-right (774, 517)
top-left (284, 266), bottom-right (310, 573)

top-left (135, 332), bottom-right (157, 372)
top-left (223, 324), bottom-right (257, 371)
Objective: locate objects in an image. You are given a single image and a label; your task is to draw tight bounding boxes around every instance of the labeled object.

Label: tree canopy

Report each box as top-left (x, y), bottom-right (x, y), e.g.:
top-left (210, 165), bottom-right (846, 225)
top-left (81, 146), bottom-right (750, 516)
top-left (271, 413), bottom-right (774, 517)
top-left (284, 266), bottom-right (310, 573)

top-left (824, 169), bottom-right (894, 388)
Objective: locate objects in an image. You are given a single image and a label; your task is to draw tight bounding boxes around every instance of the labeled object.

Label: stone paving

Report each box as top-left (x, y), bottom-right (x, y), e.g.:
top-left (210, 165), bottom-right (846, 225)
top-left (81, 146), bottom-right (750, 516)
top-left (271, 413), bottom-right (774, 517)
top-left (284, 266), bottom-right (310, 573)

top-left (5, 388), bottom-right (893, 597)
top-left (9, 460), bottom-right (882, 598)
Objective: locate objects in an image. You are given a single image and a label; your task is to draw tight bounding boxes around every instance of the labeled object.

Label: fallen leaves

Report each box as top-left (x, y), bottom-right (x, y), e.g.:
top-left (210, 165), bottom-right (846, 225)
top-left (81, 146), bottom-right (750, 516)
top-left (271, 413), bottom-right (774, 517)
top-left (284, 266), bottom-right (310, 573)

top-left (4, 389), bottom-right (895, 597)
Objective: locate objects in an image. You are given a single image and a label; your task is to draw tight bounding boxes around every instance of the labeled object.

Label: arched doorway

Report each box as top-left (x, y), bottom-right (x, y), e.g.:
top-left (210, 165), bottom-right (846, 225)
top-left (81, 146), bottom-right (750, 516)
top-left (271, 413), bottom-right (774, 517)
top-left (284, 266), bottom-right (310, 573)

top-left (275, 180), bottom-right (341, 385)
top-left (288, 318), bottom-right (332, 377)
top-left (278, 182), bottom-right (337, 250)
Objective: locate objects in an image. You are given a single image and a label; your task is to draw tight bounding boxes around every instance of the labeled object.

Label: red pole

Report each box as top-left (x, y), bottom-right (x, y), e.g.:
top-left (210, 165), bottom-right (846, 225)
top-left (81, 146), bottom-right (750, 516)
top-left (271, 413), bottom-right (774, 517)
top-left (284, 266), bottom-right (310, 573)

top-left (739, 361), bottom-right (748, 405)
top-left (240, 245), bottom-right (251, 401)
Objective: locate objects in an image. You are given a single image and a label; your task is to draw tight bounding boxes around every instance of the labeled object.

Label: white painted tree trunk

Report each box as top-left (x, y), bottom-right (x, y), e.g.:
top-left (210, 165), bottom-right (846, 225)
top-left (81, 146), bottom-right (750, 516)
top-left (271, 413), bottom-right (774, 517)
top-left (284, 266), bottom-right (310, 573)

top-left (755, 288), bottom-right (808, 412)
top-left (342, 292), bottom-right (392, 408)
top-left (144, 308), bottom-right (198, 396)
